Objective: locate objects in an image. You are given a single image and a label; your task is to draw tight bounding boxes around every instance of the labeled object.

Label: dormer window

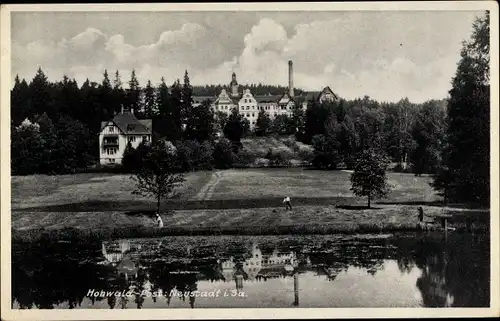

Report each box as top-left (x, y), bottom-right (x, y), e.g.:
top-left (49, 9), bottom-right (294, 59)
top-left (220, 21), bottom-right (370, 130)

top-left (127, 124), bottom-right (136, 132)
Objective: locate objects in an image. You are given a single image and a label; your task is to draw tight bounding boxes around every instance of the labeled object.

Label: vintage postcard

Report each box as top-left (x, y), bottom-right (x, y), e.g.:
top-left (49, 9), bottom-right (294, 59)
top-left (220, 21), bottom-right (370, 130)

top-left (1, 1), bottom-right (499, 320)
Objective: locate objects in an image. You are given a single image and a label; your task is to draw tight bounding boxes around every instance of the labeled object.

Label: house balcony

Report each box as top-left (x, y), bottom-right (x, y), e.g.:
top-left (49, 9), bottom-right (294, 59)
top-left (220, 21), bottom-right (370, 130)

top-left (103, 141), bottom-right (119, 147)
top-left (103, 139), bottom-right (119, 148)
top-left (103, 135), bottom-right (119, 147)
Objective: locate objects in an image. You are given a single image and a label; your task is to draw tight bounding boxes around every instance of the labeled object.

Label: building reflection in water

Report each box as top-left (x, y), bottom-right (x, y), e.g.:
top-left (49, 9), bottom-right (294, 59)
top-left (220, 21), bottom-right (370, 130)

top-left (218, 242), bottom-right (301, 305)
top-left (99, 240), bottom-right (153, 309)
top-left (219, 243), bottom-right (299, 285)
top-left (11, 233), bottom-right (490, 309)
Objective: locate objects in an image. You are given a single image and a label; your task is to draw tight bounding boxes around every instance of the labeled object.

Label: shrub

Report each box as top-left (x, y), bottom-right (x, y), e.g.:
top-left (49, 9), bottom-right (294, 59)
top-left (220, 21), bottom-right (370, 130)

top-left (234, 148), bottom-right (257, 167)
top-left (297, 147), bottom-right (314, 163)
top-left (122, 141), bottom-right (137, 173)
top-left (254, 158), bottom-right (270, 167)
top-left (175, 140), bottom-right (214, 172)
top-left (213, 138), bottom-right (234, 169)
top-left (266, 148), bottom-right (292, 168)
top-left (311, 134), bottom-right (341, 169)
top-left (282, 138), bottom-right (301, 153)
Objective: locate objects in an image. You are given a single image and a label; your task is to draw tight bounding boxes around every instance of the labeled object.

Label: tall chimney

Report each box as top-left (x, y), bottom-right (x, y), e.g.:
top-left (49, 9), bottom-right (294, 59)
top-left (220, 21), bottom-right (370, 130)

top-left (288, 60), bottom-right (294, 97)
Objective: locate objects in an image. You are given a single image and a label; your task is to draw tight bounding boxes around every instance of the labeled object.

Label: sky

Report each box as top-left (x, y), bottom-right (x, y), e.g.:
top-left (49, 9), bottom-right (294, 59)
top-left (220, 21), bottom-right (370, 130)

top-left (11, 10), bottom-right (483, 103)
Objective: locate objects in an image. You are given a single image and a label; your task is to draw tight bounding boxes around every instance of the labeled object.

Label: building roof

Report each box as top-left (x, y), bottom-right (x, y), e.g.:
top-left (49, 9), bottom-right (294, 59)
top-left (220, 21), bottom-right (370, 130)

top-left (101, 110), bottom-right (152, 135)
top-left (254, 95), bottom-right (282, 103)
top-left (192, 96), bottom-right (217, 104)
top-left (303, 87), bottom-right (340, 103)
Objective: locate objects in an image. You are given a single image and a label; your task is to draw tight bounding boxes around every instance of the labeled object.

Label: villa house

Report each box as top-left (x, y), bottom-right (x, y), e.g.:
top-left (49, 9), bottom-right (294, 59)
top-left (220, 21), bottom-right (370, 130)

top-left (98, 107), bottom-right (152, 165)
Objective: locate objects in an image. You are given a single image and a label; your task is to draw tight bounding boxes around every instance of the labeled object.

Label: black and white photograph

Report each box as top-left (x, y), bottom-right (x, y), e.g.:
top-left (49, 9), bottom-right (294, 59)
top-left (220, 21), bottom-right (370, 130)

top-left (1, 2), bottom-right (498, 320)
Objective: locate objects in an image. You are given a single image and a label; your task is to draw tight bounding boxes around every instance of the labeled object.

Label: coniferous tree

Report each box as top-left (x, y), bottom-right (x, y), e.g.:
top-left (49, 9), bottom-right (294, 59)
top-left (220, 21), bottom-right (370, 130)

top-left (99, 70), bottom-right (113, 122)
top-left (182, 70), bottom-right (194, 136)
top-left (112, 70), bottom-right (126, 115)
top-left (11, 75), bottom-right (30, 125)
top-left (154, 77), bottom-right (170, 138)
top-left (432, 11), bottom-right (490, 204)
top-left (168, 80), bottom-right (184, 141)
top-left (144, 79), bottom-right (157, 118)
top-left (29, 67), bottom-right (54, 119)
top-left (127, 69), bottom-right (141, 113)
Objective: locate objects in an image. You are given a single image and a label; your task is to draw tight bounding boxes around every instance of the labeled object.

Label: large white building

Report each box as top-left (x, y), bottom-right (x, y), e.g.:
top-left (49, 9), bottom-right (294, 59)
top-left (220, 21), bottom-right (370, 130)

top-left (98, 107), bottom-right (152, 165)
top-left (193, 61), bottom-right (340, 130)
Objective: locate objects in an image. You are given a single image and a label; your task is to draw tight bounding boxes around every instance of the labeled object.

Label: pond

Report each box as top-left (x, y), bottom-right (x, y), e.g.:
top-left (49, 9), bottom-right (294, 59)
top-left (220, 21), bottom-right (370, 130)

top-left (11, 232), bottom-right (490, 309)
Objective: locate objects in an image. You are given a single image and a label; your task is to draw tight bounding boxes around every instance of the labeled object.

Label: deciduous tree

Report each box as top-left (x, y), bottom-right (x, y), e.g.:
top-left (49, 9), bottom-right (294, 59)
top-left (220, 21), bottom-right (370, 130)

top-left (255, 110), bottom-right (271, 136)
top-left (350, 148), bottom-right (392, 208)
top-left (132, 141), bottom-right (185, 213)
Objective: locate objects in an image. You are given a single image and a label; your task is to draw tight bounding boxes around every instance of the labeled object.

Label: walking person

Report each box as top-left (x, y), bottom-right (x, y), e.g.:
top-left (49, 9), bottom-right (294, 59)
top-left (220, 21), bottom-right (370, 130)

top-left (283, 196), bottom-right (292, 211)
top-left (155, 213), bottom-right (164, 228)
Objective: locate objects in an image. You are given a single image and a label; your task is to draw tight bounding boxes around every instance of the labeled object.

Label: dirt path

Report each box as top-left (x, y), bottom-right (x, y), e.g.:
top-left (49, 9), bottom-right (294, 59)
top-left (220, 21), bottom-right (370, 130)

top-left (191, 171), bottom-right (223, 201)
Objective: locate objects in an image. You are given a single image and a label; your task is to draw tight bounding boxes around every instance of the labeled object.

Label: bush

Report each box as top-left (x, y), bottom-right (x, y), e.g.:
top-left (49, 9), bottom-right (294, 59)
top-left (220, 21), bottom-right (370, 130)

top-left (213, 138), bottom-right (234, 169)
top-left (266, 148), bottom-right (292, 168)
top-left (254, 157), bottom-right (270, 167)
top-left (311, 134), bottom-right (341, 169)
top-left (282, 138), bottom-right (301, 154)
top-left (234, 147), bottom-right (257, 167)
top-left (122, 141), bottom-right (137, 173)
top-left (175, 140), bottom-right (214, 172)
top-left (297, 146), bottom-right (314, 163)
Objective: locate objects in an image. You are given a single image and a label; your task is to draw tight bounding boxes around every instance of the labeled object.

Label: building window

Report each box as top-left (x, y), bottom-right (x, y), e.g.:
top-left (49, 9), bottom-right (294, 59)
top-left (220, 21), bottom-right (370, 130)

top-left (252, 113), bottom-right (255, 117)
top-left (246, 113), bottom-right (250, 117)
top-left (109, 126), bottom-right (114, 133)
top-left (107, 148), bottom-right (117, 155)
top-left (110, 158), bottom-right (115, 163)
top-left (142, 135), bottom-right (148, 142)
top-left (246, 106), bottom-right (250, 110)
top-left (128, 136), bottom-right (136, 142)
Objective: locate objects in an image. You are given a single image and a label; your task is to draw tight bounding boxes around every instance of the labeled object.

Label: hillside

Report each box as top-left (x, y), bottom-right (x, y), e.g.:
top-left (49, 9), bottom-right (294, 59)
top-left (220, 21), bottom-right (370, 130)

top-left (239, 135), bottom-right (314, 167)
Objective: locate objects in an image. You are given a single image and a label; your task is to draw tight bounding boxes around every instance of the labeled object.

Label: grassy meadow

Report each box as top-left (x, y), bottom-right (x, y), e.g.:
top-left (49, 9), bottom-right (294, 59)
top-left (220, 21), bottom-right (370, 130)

top-left (11, 168), bottom-right (439, 209)
top-left (11, 168), bottom-right (489, 241)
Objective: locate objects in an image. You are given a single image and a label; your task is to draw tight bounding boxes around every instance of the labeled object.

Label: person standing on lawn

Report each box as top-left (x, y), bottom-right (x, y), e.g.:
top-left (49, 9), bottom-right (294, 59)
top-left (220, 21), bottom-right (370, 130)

top-left (283, 196), bottom-right (292, 211)
top-left (155, 213), bottom-right (164, 228)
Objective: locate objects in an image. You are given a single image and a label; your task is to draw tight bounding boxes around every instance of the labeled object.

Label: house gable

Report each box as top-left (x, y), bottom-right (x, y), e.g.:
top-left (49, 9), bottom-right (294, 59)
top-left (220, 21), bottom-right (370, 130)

top-left (318, 86), bottom-right (339, 103)
top-left (100, 120), bottom-right (125, 135)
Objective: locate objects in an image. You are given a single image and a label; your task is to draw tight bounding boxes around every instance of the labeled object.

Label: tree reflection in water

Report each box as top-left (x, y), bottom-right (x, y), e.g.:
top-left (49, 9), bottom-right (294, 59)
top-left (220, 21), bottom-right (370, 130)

top-left (11, 232), bottom-right (489, 309)
top-left (392, 232), bottom-right (490, 307)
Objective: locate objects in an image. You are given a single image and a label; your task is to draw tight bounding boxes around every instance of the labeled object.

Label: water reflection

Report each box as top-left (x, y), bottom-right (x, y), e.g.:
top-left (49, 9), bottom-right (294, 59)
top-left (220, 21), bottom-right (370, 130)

top-left (12, 232), bottom-right (489, 309)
